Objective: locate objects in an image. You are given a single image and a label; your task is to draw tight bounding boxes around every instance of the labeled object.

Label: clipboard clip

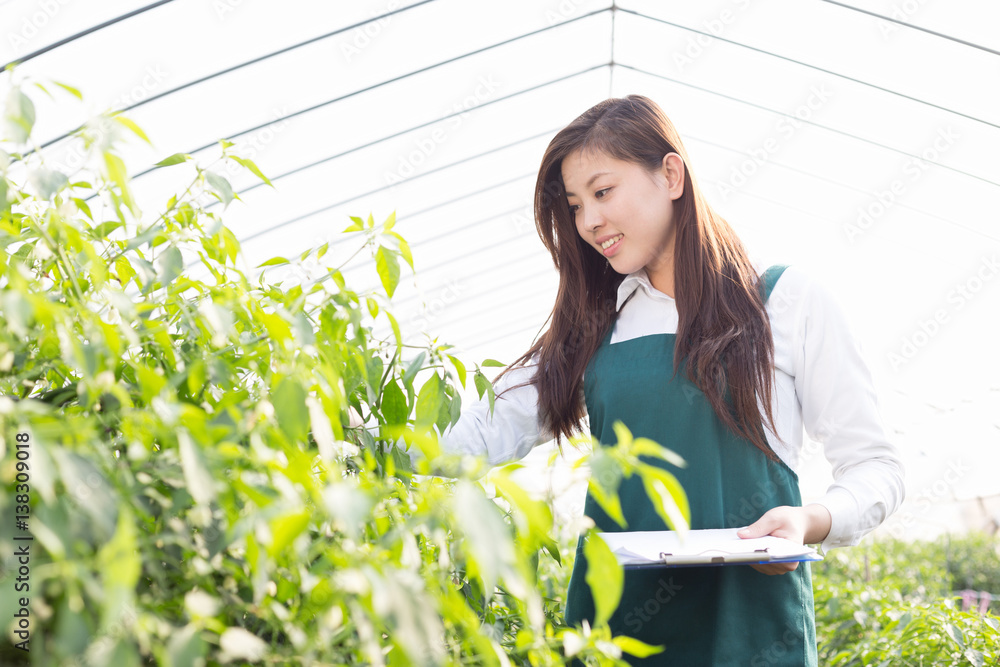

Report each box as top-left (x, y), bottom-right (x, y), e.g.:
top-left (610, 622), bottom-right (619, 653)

top-left (658, 547), bottom-right (772, 564)
top-left (658, 548), bottom-right (770, 558)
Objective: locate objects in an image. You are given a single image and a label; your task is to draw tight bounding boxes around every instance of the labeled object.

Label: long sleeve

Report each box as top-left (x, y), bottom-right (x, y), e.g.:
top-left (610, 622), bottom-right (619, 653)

top-left (791, 270), bottom-right (906, 553)
top-left (406, 358), bottom-right (553, 476)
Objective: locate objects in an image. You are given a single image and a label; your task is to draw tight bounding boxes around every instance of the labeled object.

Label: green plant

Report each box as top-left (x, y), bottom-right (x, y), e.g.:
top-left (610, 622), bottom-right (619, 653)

top-left (813, 534), bottom-right (1000, 666)
top-left (0, 76), bottom-right (687, 666)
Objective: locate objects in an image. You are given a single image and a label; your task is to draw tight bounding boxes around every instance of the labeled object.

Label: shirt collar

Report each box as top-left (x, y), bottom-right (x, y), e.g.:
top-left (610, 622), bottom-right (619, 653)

top-left (615, 257), bottom-right (770, 311)
top-left (616, 268), bottom-right (675, 311)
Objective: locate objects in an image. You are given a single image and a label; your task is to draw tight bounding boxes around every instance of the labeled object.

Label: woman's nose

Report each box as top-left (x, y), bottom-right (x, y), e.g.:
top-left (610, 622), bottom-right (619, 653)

top-left (581, 207), bottom-right (604, 232)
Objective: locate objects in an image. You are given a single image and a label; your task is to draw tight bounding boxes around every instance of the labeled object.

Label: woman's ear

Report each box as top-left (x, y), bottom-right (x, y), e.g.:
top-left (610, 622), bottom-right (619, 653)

top-left (661, 152), bottom-right (685, 200)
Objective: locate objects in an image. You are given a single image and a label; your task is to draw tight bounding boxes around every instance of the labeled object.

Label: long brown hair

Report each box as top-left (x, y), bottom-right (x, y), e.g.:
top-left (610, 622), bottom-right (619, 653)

top-left (497, 94), bottom-right (779, 461)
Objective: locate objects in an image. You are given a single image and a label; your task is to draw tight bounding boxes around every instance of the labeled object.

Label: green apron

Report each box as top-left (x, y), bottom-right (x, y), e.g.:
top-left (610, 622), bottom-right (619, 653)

top-left (563, 265), bottom-right (817, 666)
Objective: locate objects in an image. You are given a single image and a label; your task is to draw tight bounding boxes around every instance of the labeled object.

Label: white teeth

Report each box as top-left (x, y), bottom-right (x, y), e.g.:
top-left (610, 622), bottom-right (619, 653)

top-left (601, 234), bottom-right (623, 249)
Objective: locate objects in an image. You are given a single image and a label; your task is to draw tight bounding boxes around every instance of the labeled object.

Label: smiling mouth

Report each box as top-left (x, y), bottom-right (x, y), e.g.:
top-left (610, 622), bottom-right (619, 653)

top-left (601, 234), bottom-right (623, 250)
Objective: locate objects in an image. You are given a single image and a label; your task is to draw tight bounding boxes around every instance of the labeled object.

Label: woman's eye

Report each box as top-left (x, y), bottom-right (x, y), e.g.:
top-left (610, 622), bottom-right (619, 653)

top-left (568, 204), bottom-right (580, 214)
top-left (595, 188), bottom-right (610, 199)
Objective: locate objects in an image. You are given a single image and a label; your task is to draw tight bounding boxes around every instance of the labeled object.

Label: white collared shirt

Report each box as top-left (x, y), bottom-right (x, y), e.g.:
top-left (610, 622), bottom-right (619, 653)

top-left (416, 262), bottom-right (905, 553)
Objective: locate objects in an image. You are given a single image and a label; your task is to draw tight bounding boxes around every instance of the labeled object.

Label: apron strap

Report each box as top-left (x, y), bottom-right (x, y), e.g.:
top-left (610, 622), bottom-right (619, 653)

top-left (758, 264), bottom-right (790, 304)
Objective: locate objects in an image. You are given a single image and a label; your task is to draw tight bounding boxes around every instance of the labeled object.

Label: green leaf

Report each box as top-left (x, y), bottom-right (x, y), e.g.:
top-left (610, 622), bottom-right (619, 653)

top-left (256, 256), bottom-right (289, 268)
top-left (4, 88), bottom-right (36, 143)
top-left (453, 481), bottom-right (516, 603)
top-left (366, 296), bottom-right (379, 318)
top-left (230, 155), bottom-right (273, 186)
top-left (447, 354), bottom-right (467, 388)
top-left (965, 649), bottom-right (986, 667)
top-left (629, 436), bottom-right (687, 469)
top-left (474, 370), bottom-right (490, 400)
top-left (179, 431), bottom-right (216, 504)
top-left (272, 377), bottom-right (308, 443)
top-left (134, 363), bottom-right (167, 403)
top-left (104, 641), bottom-right (141, 667)
top-left (447, 389), bottom-right (461, 429)
top-left (53, 81), bottom-right (83, 100)
top-left (613, 636), bottom-right (663, 658)
top-left (104, 151), bottom-right (128, 185)
top-left (115, 256), bottom-right (136, 286)
top-left (415, 373), bottom-right (442, 427)
top-left (384, 230), bottom-right (414, 271)
top-left (945, 622), bottom-right (965, 647)
top-left (639, 465), bottom-right (690, 534)
top-left (397, 236), bottom-right (414, 270)
top-left (583, 530), bottom-right (623, 627)
top-left (381, 379), bottom-right (408, 425)
top-left (154, 153), bottom-right (189, 167)
top-left (389, 443), bottom-right (413, 478)
top-left (186, 359), bottom-right (206, 397)
top-left (73, 197), bottom-right (93, 220)
top-left (32, 81), bottom-right (52, 98)
top-left (382, 210), bottom-right (396, 231)
top-left (155, 245), bottom-right (183, 286)
top-left (375, 245), bottom-right (400, 298)
top-left (204, 171), bottom-right (235, 208)
top-left (385, 310), bottom-right (403, 349)
top-left (268, 509), bottom-right (310, 556)
top-left (113, 114), bottom-right (151, 144)
top-left (588, 448), bottom-right (626, 528)
top-left (221, 227), bottom-right (239, 264)
top-left (97, 507), bottom-right (140, 591)
top-left (542, 538), bottom-right (562, 566)
top-left (29, 168), bottom-right (69, 200)
top-left (344, 216), bottom-right (365, 233)
top-left (104, 152), bottom-right (139, 215)
top-left (366, 353), bottom-right (384, 391)
top-left (402, 352), bottom-right (425, 391)
top-left (257, 313), bottom-right (292, 343)
top-left (491, 471), bottom-right (554, 540)
top-left (481, 358), bottom-right (506, 368)
top-left (473, 370), bottom-right (496, 418)
top-left (91, 220), bottom-right (124, 239)
top-left (166, 625), bottom-right (206, 667)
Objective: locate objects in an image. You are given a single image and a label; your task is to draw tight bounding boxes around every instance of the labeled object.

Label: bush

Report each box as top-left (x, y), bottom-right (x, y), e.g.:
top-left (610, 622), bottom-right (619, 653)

top-left (813, 533), bottom-right (1000, 666)
top-left (0, 76), bottom-right (687, 666)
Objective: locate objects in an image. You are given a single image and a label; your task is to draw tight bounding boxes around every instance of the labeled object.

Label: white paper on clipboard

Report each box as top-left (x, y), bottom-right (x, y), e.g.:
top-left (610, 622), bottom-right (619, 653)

top-left (596, 528), bottom-right (823, 567)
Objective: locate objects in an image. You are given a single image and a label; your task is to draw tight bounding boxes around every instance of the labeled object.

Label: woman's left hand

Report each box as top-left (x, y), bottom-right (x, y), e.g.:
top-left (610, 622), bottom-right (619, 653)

top-left (737, 504), bottom-right (832, 575)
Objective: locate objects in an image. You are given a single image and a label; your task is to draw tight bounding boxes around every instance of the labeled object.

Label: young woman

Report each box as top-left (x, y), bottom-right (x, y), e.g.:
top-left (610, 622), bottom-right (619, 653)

top-left (411, 95), bottom-right (905, 665)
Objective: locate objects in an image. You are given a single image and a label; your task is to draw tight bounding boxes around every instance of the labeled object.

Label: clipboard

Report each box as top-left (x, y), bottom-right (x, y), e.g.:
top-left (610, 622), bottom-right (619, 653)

top-left (596, 528), bottom-right (824, 569)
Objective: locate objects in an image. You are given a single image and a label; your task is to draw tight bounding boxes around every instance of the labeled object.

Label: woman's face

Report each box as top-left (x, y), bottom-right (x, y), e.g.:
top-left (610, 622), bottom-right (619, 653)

top-left (562, 148), bottom-right (685, 291)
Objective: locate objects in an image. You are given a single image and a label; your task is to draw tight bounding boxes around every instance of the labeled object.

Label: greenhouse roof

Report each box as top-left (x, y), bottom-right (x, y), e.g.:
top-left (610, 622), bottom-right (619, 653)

top-left (2, 0), bottom-right (999, 525)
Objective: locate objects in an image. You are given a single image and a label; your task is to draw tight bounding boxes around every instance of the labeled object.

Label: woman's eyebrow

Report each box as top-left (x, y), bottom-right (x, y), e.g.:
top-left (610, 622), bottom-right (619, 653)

top-left (565, 171), bottom-right (612, 197)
